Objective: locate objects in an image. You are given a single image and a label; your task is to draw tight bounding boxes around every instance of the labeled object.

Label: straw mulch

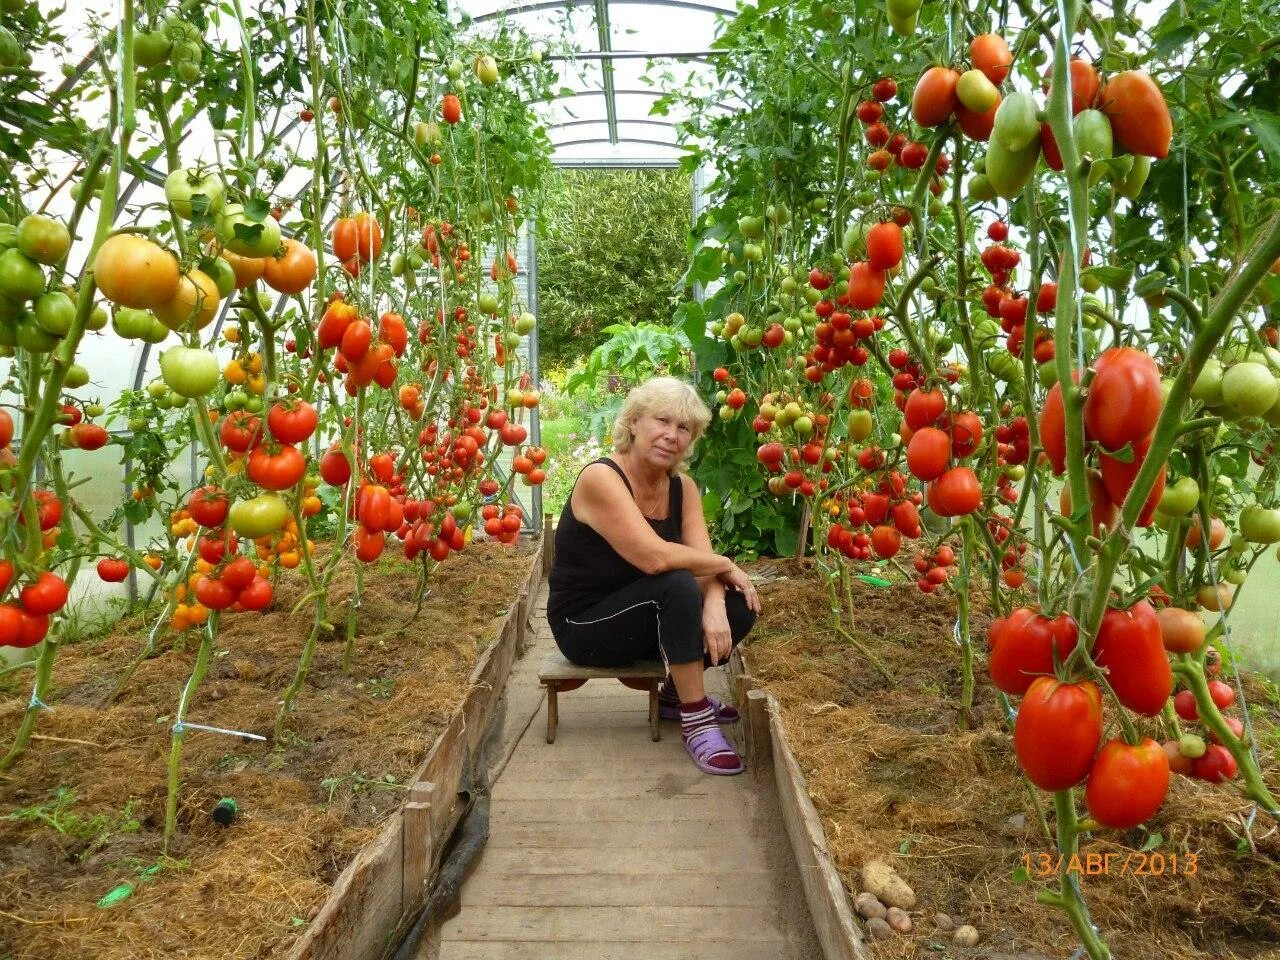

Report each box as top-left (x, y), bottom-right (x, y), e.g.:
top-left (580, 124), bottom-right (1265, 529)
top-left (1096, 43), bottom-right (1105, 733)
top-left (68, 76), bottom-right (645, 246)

top-left (0, 541), bottom-right (535, 960)
top-left (745, 559), bottom-right (1280, 960)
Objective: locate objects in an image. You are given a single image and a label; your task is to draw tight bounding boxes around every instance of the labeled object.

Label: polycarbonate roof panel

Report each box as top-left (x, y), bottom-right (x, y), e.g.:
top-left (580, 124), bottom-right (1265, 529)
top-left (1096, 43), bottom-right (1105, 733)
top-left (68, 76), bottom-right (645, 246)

top-left (457, 0), bottom-right (736, 162)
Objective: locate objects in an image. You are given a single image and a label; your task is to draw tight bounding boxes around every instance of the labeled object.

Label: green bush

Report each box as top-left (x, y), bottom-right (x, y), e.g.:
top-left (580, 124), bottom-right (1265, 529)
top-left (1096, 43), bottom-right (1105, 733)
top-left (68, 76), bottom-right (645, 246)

top-left (536, 168), bottom-right (692, 369)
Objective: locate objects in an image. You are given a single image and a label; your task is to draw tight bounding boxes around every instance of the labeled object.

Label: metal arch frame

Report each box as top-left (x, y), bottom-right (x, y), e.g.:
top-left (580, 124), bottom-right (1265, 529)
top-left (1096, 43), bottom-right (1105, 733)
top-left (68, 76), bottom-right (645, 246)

top-left (469, 0), bottom-right (737, 23)
top-left (554, 87), bottom-right (741, 112)
top-left (547, 117), bottom-right (675, 133)
top-left (551, 136), bottom-right (681, 149)
top-left (469, 0), bottom-right (738, 147)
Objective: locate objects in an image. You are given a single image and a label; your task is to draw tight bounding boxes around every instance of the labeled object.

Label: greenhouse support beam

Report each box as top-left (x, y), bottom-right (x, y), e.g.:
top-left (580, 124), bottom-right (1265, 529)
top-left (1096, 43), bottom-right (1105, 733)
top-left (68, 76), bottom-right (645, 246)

top-left (592, 0), bottom-right (619, 144)
top-left (470, 0), bottom-right (737, 24)
top-left (552, 157), bottom-right (682, 168)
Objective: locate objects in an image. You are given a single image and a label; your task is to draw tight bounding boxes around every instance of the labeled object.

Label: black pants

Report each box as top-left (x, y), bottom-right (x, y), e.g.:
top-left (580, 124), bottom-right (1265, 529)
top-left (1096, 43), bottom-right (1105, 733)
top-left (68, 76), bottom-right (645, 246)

top-left (551, 570), bottom-right (756, 669)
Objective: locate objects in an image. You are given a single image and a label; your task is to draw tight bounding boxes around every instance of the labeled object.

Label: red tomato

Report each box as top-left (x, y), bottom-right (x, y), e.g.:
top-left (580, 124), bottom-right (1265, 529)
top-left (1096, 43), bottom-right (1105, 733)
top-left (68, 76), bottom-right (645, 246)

top-left (1208, 679), bottom-right (1236, 710)
top-left (267, 400), bottom-right (318, 444)
top-left (0, 408), bottom-right (12, 447)
top-left (247, 444), bottom-right (307, 491)
top-left (14, 612), bottom-right (49, 648)
top-left (237, 577), bottom-right (273, 611)
top-left (1101, 70), bottom-right (1172, 159)
top-left (1085, 738), bottom-right (1170, 829)
top-left (971, 33), bottom-right (1012, 85)
top-left (379, 312), bottom-right (409, 356)
top-left (96, 558), bottom-right (130, 582)
top-left (358, 484), bottom-right (391, 532)
top-left (1191, 744), bottom-right (1238, 782)
top-left (20, 572), bottom-right (69, 616)
top-left (1163, 740), bottom-right (1194, 776)
top-left (70, 423), bottom-right (110, 450)
top-left (1038, 377), bottom-right (1073, 475)
top-left (927, 467), bottom-right (982, 517)
top-left (911, 66), bottom-right (960, 127)
top-left (1014, 677), bottom-right (1103, 791)
top-left (1173, 688), bottom-right (1199, 721)
top-left (1083, 347), bottom-right (1162, 451)
top-left (220, 411), bottom-right (262, 453)
top-left (320, 446), bottom-right (352, 486)
top-left (332, 218), bottom-right (358, 262)
top-left (222, 556), bottom-right (258, 592)
top-left (355, 526), bottom-right (386, 562)
top-left (948, 411), bottom-right (984, 458)
top-left (0, 559), bottom-right (12, 596)
top-left (188, 485), bottom-right (230, 528)
top-left (341, 319), bottom-right (373, 362)
top-left (907, 427), bottom-right (950, 481)
top-left (846, 261), bottom-right (886, 310)
top-left (1092, 601), bottom-right (1172, 716)
top-left (369, 452), bottom-right (396, 483)
top-left (0, 603), bottom-right (22, 645)
top-left (904, 388), bottom-right (946, 429)
top-left (871, 525), bottom-right (901, 558)
top-left (1059, 468), bottom-right (1116, 536)
top-left (1098, 434), bottom-right (1165, 527)
top-left (866, 222), bottom-right (904, 271)
top-left (988, 608), bottom-right (1079, 695)
top-left (195, 575), bottom-right (237, 610)
top-left (34, 490), bottom-right (62, 532)
top-left (441, 93), bottom-right (462, 125)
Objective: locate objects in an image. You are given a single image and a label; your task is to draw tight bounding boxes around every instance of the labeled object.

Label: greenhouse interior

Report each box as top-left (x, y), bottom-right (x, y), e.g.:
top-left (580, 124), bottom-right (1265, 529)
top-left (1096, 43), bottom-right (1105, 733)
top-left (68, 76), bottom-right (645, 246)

top-left (1, 0), bottom-right (1278, 958)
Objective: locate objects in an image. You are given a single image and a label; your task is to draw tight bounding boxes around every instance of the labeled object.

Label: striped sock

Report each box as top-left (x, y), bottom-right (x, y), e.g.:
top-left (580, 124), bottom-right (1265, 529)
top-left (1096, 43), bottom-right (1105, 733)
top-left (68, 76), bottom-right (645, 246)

top-left (661, 677), bottom-right (739, 721)
top-left (680, 698), bottom-right (739, 770)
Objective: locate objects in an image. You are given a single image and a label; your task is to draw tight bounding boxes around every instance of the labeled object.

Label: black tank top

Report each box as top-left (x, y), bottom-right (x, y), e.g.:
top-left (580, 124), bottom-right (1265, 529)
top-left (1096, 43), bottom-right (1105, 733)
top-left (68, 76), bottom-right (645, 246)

top-left (547, 457), bottom-right (684, 626)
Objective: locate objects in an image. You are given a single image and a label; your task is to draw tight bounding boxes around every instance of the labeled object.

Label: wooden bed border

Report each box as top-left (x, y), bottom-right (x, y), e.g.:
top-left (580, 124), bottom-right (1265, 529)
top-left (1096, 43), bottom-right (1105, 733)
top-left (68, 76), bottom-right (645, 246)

top-left (728, 647), bottom-right (868, 960)
top-left (286, 537), bottom-right (546, 960)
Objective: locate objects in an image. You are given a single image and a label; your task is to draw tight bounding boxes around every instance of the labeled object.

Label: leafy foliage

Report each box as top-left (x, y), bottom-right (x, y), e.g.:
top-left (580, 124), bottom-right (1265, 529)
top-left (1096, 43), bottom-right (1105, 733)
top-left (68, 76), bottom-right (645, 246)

top-left (535, 168), bottom-right (693, 369)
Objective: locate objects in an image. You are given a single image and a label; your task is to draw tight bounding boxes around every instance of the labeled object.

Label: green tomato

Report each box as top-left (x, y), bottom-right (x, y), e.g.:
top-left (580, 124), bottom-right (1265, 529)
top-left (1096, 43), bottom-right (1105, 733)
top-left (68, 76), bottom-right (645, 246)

top-left (0, 248), bottom-right (46, 302)
top-left (159, 346), bottom-right (220, 398)
top-left (165, 168), bottom-right (226, 220)
top-left (166, 391), bottom-right (187, 408)
top-left (0, 318), bottom-right (16, 347)
top-left (146, 380), bottom-right (169, 400)
top-left (133, 30), bottom-right (171, 67)
top-left (16, 215), bottom-right (71, 266)
top-left (477, 292), bottom-right (500, 315)
top-left (514, 312), bottom-right (536, 335)
top-left (15, 313), bottom-right (59, 352)
top-left (229, 493), bottom-right (290, 539)
top-left (473, 54), bottom-right (499, 85)
top-left (738, 326), bottom-right (763, 348)
top-left (243, 394), bottom-right (264, 414)
top-left (86, 304), bottom-right (107, 331)
top-left (112, 306), bottom-right (155, 339)
top-left (85, 402), bottom-right (105, 417)
top-left (1191, 357), bottom-right (1224, 405)
top-left (1222, 559), bottom-right (1249, 586)
top-left (451, 501), bottom-right (474, 521)
top-left (64, 363), bottom-right (89, 389)
top-left (1240, 505), bottom-right (1280, 544)
top-left (200, 255), bottom-right (237, 296)
top-left (0, 223), bottom-right (16, 250)
top-left (793, 415), bottom-right (814, 436)
top-left (217, 203), bottom-right (282, 257)
top-left (503, 331), bottom-right (522, 350)
top-left (128, 416), bottom-right (149, 431)
top-left (34, 291), bottom-right (75, 336)
top-left (1158, 476), bottom-right (1200, 517)
top-left (224, 389), bottom-right (248, 411)
top-left (447, 59), bottom-right (465, 80)
top-left (1222, 362), bottom-right (1278, 417)
top-left (142, 317), bottom-right (171, 344)
top-left (846, 409), bottom-right (873, 441)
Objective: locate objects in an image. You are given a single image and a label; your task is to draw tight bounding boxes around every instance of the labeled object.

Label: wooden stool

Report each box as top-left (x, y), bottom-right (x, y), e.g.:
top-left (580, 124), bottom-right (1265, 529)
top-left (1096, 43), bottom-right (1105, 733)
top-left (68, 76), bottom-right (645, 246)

top-left (538, 652), bottom-right (665, 744)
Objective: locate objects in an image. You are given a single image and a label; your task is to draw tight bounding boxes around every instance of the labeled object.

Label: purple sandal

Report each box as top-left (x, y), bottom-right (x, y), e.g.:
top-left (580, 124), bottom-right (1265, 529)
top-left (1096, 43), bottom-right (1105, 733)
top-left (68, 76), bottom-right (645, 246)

top-left (683, 725), bottom-right (745, 776)
top-left (658, 692), bottom-right (740, 724)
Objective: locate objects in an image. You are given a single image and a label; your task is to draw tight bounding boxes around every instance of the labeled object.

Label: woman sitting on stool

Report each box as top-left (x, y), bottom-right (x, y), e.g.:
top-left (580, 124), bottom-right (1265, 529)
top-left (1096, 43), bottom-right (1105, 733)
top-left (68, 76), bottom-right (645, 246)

top-left (547, 376), bottom-right (761, 775)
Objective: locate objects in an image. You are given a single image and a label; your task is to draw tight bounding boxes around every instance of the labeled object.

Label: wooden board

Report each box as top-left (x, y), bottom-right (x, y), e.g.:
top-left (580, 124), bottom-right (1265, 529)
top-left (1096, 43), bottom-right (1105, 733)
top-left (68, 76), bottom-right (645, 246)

top-left (443, 905), bottom-right (787, 943)
top-left (459, 871), bottom-right (784, 907)
top-left (484, 818), bottom-right (747, 849)
top-left (287, 815), bottom-right (403, 960)
top-left (768, 694), bottom-right (867, 960)
top-left (460, 846), bottom-right (773, 876)
top-left (539, 652), bottom-right (665, 681)
top-left (441, 939), bottom-right (792, 960)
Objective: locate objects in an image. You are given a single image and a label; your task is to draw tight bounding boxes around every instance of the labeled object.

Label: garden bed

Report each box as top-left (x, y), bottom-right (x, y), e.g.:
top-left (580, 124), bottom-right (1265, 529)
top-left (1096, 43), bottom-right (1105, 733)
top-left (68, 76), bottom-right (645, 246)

top-left (0, 541), bottom-right (537, 960)
top-left (744, 560), bottom-right (1280, 960)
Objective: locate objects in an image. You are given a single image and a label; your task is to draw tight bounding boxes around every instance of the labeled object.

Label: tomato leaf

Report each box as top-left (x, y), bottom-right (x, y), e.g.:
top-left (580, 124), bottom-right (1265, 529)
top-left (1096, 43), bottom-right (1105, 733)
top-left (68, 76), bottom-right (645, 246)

top-left (1011, 864), bottom-right (1030, 886)
top-left (1139, 832), bottom-right (1163, 852)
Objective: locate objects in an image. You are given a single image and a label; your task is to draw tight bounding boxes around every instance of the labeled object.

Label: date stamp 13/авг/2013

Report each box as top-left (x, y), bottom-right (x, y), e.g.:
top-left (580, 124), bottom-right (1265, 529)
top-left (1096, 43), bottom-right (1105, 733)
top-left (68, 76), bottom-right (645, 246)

top-left (1022, 851), bottom-right (1199, 878)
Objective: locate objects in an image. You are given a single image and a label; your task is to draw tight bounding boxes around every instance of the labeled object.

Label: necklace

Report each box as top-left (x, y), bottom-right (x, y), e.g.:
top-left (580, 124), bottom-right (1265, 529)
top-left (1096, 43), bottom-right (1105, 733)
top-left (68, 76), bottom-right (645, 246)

top-left (621, 458), bottom-right (665, 518)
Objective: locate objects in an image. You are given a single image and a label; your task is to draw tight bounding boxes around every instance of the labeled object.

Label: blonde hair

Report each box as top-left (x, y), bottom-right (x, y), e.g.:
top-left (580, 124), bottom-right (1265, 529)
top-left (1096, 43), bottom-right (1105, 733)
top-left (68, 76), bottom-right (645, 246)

top-left (613, 376), bottom-right (712, 473)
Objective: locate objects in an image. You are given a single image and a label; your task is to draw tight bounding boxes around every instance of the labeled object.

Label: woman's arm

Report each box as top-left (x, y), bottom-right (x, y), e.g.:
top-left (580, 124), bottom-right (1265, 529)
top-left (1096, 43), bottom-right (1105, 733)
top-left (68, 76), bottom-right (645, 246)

top-left (679, 474), bottom-right (727, 600)
top-left (572, 464), bottom-right (735, 578)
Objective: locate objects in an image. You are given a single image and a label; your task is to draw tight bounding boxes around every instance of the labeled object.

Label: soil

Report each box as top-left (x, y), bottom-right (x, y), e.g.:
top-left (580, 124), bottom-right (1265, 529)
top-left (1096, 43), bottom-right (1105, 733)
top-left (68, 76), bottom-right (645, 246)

top-left (745, 558), bottom-right (1280, 960)
top-left (0, 541), bottom-right (535, 960)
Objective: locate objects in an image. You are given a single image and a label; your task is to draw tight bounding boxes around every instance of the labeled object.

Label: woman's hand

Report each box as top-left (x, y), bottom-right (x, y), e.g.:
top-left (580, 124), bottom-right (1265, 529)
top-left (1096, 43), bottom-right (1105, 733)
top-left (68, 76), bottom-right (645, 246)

top-left (718, 563), bottom-right (761, 613)
top-left (702, 597), bottom-right (732, 666)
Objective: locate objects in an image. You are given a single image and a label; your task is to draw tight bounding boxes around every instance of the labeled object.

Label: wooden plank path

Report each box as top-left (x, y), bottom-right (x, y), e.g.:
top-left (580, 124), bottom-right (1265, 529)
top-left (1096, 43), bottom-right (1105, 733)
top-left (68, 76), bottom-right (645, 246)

top-left (427, 583), bottom-right (822, 960)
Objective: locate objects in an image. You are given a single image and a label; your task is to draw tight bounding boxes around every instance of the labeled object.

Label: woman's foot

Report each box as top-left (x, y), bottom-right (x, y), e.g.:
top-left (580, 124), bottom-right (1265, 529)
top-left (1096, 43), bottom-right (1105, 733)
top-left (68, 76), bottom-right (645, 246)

top-left (658, 677), bottom-right (740, 723)
top-left (680, 697), bottom-right (744, 775)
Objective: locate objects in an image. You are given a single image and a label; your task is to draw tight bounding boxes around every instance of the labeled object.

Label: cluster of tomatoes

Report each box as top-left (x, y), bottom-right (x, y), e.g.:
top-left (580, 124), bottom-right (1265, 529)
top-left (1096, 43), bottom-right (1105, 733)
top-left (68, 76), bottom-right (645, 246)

top-left (57, 403), bottom-right (110, 451)
top-left (826, 471), bottom-right (922, 561)
top-left (911, 542), bottom-right (958, 593)
top-left (897, 386), bottom-right (984, 519)
top-left (1041, 346), bottom-right (1166, 529)
top-left (332, 211), bottom-right (383, 278)
top-left (421, 220), bottom-right (473, 283)
top-left (978, 233), bottom-right (1057, 366)
top-left (1169, 660), bottom-right (1244, 783)
top-left (316, 296), bottom-right (410, 396)
top-left (0, 563), bottom-right (67, 649)
top-left (854, 73), bottom-right (949, 192)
